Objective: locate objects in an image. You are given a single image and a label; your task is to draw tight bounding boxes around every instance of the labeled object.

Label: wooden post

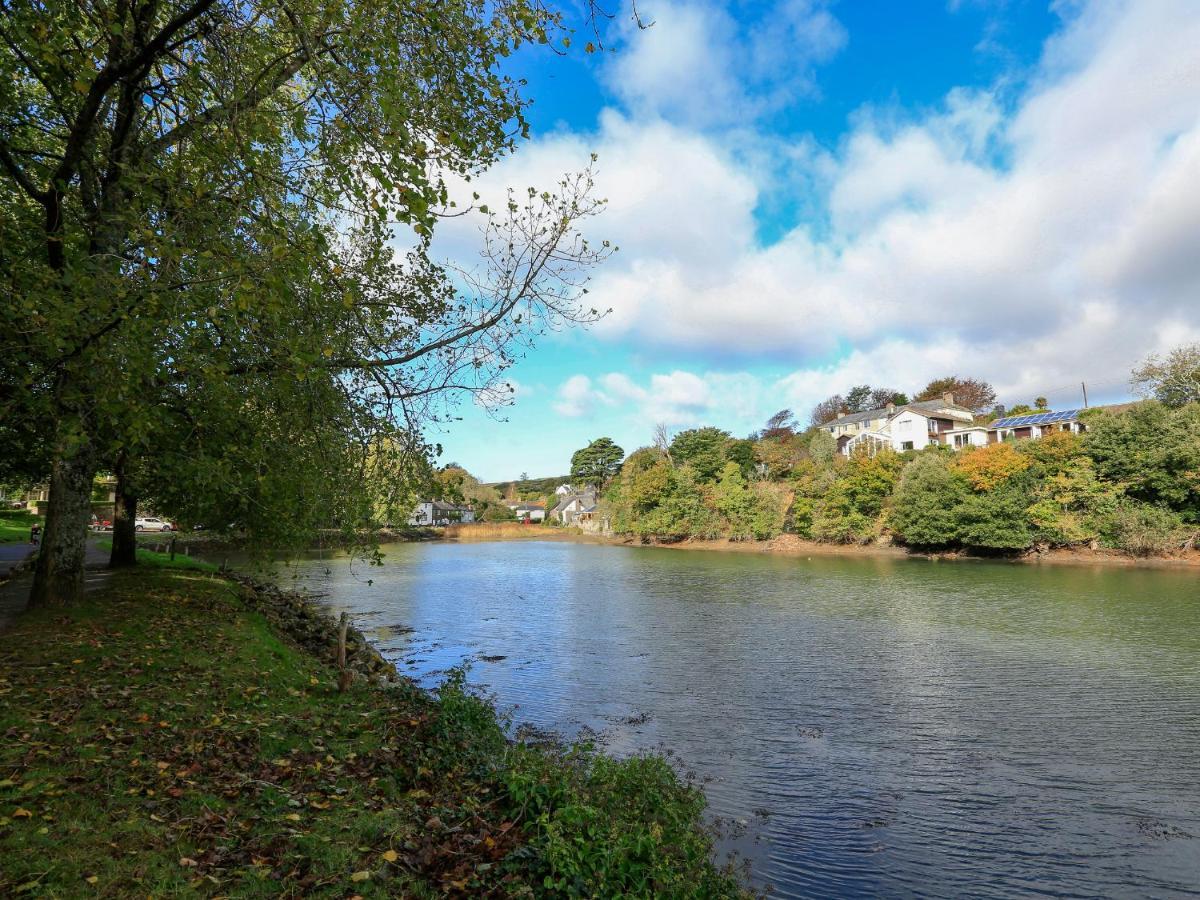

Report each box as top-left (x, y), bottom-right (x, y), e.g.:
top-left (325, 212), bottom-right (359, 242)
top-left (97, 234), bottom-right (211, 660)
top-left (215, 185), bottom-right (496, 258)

top-left (170, 537), bottom-right (176, 561)
top-left (337, 612), bottom-right (352, 692)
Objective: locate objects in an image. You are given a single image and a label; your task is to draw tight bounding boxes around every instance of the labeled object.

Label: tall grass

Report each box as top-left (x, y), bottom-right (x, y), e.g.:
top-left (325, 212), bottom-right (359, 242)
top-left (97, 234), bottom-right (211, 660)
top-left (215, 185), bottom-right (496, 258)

top-left (443, 521), bottom-right (572, 540)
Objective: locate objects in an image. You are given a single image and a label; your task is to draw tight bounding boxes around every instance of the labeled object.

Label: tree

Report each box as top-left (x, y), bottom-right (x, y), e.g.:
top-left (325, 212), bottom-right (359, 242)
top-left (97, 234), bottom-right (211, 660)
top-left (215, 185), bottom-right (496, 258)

top-left (1034, 397), bottom-right (1049, 410)
top-left (810, 395), bottom-right (845, 426)
top-left (1131, 343), bottom-right (1200, 407)
top-left (812, 450), bottom-right (903, 543)
top-left (916, 377), bottom-right (998, 413)
top-left (953, 443), bottom-right (1031, 492)
top-left (571, 438), bottom-right (624, 491)
top-left (889, 452), bottom-right (968, 547)
top-left (869, 388), bottom-right (908, 409)
top-left (843, 385), bottom-right (873, 414)
top-left (1, 1), bottom-right (611, 604)
top-left (1084, 402), bottom-right (1200, 520)
top-left (758, 409), bottom-right (796, 442)
top-left (668, 427), bottom-right (732, 482)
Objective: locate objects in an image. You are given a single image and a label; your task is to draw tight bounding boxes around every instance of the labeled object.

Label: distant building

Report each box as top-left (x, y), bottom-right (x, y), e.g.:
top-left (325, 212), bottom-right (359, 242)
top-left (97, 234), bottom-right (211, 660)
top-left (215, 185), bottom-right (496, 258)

top-left (408, 500), bottom-right (475, 527)
top-left (504, 500), bottom-right (546, 523)
top-left (549, 491), bottom-right (597, 526)
top-left (554, 483), bottom-right (577, 497)
top-left (822, 394), bottom-right (980, 455)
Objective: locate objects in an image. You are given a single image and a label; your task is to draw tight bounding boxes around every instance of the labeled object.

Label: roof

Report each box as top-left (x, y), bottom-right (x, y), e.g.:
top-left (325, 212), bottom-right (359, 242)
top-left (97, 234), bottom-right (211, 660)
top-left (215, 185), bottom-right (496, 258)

top-left (824, 398), bottom-right (974, 427)
top-left (430, 500), bottom-right (471, 511)
top-left (990, 409), bottom-right (1084, 429)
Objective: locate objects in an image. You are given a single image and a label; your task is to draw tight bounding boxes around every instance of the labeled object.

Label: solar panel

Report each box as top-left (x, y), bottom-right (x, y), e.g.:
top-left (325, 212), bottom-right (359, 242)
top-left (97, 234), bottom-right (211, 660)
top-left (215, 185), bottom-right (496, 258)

top-left (991, 409), bottom-right (1083, 428)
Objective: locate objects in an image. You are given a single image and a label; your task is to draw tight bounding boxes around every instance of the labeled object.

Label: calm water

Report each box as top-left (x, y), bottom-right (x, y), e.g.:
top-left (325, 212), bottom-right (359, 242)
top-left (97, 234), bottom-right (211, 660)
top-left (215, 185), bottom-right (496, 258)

top-left (283, 541), bottom-right (1200, 898)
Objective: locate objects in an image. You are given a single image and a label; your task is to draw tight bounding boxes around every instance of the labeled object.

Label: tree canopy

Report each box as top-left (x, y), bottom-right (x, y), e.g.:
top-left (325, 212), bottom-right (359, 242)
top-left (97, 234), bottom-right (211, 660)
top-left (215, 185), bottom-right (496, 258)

top-left (1132, 343), bottom-right (1200, 407)
top-left (0, 0), bottom-right (611, 604)
top-left (916, 377), bottom-right (998, 413)
top-left (570, 438), bottom-right (624, 491)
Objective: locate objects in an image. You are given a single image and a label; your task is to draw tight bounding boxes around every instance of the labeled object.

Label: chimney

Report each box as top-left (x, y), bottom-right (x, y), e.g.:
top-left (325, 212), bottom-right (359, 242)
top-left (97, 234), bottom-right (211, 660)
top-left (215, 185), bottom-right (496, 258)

top-left (943, 392), bottom-right (954, 405)
top-left (886, 402), bottom-right (895, 413)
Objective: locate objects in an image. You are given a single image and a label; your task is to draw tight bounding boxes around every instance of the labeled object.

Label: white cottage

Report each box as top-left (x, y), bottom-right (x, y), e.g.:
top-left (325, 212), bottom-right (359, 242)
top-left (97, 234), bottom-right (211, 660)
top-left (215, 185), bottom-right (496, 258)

top-left (408, 500), bottom-right (475, 527)
top-left (824, 394), bottom-right (979, 456)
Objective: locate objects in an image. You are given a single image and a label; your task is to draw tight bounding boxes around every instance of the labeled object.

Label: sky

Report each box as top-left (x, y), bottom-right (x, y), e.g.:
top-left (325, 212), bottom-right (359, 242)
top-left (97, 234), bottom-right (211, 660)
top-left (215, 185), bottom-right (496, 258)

top-left (426, 0), bottom-right (1200, 482)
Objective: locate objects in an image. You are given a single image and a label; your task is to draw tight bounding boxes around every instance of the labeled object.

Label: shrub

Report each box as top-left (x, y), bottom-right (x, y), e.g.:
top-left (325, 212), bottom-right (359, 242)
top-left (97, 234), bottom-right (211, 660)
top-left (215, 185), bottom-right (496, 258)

top-left (953, 479), bottom-right (1034, 550)
top-left (890, 452), bottom-right (969, 547)
top-left (812, 450), bottom-right (903, 544)
top-left (1101, 501), bottom-right (1185, 556)
top-left (1084, 402), bottom-right (1200, 519)
top-left (953, 442), bottom-right (1031, 491)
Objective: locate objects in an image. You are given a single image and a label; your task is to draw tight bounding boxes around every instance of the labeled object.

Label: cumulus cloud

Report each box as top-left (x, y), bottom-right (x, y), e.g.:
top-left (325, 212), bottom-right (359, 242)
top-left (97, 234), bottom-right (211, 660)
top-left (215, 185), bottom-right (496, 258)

top-left (603, 0), bottom-right (846, 127)
top-left (553, 370), bottom-right (763, 428)
top-left (447, 0), bottom-right (1200, 426)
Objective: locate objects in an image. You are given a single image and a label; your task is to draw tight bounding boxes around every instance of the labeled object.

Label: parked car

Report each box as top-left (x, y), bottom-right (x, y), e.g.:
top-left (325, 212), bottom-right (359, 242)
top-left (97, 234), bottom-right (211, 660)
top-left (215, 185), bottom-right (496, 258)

top-left (90, 514), bottom-right (112, 531)
top-left (135, 516), bottom-right (175, 532)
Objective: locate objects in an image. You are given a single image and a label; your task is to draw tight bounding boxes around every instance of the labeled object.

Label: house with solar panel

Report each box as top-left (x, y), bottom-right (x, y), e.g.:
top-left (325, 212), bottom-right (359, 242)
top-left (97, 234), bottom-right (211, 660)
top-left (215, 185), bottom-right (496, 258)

top-left (986, 408), bottom-right (1088, 443)
top-left (822, 394), bottom-right (987, 456)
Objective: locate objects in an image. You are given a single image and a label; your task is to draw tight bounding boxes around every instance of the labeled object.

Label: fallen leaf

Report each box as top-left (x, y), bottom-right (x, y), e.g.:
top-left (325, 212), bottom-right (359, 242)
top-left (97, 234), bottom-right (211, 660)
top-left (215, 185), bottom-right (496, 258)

top-left (179, 857), bottom-right (198, 868)
top-left (85, 875), bottom-right (99, 885)
top-left (350, 870), bottom-right (370, 882)
top-left (12, 808), bottom-right (32, 818)
top-left (382, 849), bottom-right (398, 863)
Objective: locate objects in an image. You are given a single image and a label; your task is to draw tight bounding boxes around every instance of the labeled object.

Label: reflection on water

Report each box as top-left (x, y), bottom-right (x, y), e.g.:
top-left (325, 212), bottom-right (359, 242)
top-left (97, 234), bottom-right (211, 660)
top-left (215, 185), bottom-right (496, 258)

top-left (279, 541), bottom-right (1200, 898)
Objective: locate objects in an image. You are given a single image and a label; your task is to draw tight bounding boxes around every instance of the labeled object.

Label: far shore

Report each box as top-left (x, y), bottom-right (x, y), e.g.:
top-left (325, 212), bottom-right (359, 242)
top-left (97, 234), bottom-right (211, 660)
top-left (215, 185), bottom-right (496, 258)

top-left (435, 522), bottom-right (1200, 570)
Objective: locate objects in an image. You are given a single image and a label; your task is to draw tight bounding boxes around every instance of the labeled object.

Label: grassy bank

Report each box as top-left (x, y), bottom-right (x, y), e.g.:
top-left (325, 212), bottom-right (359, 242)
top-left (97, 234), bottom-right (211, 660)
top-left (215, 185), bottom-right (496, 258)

top-left (0, 567), bottom-right (741, 897)
top-left (0, 510), bottom-right (40, 544)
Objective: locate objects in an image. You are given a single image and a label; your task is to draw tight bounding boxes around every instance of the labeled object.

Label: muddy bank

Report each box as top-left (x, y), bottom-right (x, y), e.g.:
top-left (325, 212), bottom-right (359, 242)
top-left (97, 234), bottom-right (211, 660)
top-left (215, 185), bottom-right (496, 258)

top-left (610, 532), bottom-right (1200, 570)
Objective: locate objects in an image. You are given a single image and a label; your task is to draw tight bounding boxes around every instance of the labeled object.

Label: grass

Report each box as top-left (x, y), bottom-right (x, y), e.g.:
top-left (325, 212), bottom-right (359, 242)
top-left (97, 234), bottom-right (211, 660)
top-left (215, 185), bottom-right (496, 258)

top-left (93, 537), bottom-right (218, 572)
top-left (0, 510), bottom-right (40, 544)
top-left (0, 567), bottom-right (743, 897)
top-left (443, 522), bottom-right (577, 541)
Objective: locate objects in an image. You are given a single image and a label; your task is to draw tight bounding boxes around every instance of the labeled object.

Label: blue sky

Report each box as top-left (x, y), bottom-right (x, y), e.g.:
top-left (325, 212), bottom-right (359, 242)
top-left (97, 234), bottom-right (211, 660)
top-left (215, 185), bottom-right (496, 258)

top-left (429, 0), bottom-right (1200, 482)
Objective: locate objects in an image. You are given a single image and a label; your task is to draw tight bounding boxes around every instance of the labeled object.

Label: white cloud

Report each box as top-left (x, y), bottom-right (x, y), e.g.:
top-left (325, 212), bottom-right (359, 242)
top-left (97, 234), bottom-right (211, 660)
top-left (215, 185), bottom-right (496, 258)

top-left (445, 0), bottom-right (1200, 426)
top-left (604, 0), bottom-right (846, 127)
top-left (553, 374), bottom-right (609, 417)
top-left (553, 369), bottom-right (763, 429)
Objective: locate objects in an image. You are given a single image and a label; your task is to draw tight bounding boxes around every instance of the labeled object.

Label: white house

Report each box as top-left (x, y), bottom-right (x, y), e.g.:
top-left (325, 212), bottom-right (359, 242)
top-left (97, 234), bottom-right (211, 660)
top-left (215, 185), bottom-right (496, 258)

top-left (550, 491), bottom-right (597, 525)
top-left (408, 500), bottom-right (475, 527)
top-left (554, 484), bottom-right (576, 497)
top-left (504, 501), bottom-right (546, 523)
top-left (825, 394), bottom-right (978, 456)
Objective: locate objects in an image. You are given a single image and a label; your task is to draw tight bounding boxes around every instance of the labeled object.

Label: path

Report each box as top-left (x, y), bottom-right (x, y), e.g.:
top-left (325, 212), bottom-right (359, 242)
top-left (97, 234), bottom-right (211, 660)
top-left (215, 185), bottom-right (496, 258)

top-left (0, 540), bottom-right (111, 631)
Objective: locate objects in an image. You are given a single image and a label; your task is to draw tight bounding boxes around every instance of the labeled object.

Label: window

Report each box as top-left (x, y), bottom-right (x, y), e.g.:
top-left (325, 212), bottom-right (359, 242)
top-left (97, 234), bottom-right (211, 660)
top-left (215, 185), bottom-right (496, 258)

top-left (901, 441), bottom-right (914, 451)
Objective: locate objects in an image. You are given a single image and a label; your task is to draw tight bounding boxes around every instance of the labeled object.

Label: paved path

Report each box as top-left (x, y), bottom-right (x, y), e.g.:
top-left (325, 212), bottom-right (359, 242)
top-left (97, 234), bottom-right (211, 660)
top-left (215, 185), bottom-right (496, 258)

top-left (0, 542), bottom-right (37, 579)
top-left (0, 540), bottom-right (111, 631)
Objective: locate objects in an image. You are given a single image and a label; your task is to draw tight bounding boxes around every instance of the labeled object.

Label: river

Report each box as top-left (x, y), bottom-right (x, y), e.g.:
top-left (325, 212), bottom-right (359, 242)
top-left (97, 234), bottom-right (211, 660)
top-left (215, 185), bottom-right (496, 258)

top-left (284, 539), bottom-right (1200, 898)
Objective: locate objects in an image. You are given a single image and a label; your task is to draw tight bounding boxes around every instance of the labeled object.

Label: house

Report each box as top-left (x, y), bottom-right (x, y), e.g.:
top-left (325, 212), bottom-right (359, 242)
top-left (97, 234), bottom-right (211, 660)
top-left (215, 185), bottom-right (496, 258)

top-left (554, 483), bottom-right (577, 497)
top-left (504, 501), bottom-right (546, 523)
top-left (549, 491), bottom-right (597, 526)
top-left (987, 409), bottom-right (1088, 443)
top-left (823, 394), bottom-right (980, 455)
top-left (408, 500), bottom-right (475, 527)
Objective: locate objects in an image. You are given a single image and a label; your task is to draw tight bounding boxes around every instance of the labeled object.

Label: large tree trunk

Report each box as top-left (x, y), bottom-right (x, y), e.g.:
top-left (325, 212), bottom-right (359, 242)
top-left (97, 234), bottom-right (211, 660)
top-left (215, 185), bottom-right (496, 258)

top-left (30, 443), bottom-right (97, 608)
top-left (109, 454), bottom-right (138, 568)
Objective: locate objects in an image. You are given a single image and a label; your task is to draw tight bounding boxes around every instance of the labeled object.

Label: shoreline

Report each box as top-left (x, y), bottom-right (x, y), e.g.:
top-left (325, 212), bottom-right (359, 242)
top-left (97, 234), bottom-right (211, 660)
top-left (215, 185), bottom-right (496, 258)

top-left (436, 524), bottom-right (1200, 570)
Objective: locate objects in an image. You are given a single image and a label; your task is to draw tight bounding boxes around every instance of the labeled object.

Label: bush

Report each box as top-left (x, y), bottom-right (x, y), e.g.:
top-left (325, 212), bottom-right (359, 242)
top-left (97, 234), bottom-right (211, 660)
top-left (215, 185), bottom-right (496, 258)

top-left (953, 479), bottom-right (1034, 551)
top-left (812, 450), bottom-right (903, 544)
top-left (1084, 402), bottom-right (1200, 519)
top-left (889, 451), bottom-right (968, 547)
top-left (1101, 501), bottom-right (1185, 556)
top-left (953, 442), bottom-right (1031, 491)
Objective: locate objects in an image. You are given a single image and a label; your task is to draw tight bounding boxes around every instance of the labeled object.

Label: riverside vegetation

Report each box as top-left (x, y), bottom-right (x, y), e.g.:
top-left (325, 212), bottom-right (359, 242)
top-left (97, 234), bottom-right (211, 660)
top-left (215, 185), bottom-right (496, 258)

top-left (602, 400), bottom-right (1200, 558)
top-left (0, 562), bottom-right (743, 897)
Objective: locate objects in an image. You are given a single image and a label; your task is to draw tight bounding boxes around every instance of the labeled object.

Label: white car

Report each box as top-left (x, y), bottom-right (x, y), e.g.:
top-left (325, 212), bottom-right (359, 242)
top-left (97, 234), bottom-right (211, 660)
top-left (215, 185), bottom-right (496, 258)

top-left (135, 516), bottom-right (175, 532)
